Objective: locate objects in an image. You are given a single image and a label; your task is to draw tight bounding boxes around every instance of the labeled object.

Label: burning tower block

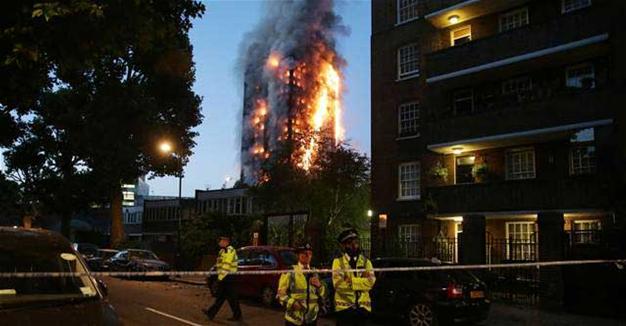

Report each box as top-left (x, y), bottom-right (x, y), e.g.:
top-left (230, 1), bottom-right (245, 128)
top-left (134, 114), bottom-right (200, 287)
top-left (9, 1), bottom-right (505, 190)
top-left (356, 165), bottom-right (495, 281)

top-left (239, 0), bottom-right (345, 184)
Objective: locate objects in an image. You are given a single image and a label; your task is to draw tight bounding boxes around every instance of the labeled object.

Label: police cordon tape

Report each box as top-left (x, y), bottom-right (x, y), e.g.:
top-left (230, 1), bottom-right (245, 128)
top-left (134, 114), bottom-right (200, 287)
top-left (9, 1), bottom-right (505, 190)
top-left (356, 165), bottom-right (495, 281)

top-left (1, 258), bottom-right (625, 278)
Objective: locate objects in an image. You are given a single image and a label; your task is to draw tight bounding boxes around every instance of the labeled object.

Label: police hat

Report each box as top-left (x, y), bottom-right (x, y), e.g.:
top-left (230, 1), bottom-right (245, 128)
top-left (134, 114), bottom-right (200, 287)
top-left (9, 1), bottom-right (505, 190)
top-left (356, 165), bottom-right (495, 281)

top-left (218, 234), bottom-right (231, 241)
top-left (295, 243), bottom-right (313, 253)
top-left (337, 228), bottom-right (359, 244)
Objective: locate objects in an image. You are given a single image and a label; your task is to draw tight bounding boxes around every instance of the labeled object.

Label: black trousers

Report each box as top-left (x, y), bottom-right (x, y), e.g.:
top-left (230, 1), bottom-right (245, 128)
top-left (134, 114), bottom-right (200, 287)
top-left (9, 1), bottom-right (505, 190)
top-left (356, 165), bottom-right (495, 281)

top-left (207, 276), bottom-right (242, 319)
top-left (335, 308), bottom-right (369, 326)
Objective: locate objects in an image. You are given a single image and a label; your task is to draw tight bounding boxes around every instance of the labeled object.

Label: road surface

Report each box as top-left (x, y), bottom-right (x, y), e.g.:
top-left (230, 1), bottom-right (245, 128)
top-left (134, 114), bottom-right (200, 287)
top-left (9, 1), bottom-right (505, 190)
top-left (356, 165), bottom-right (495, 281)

top-left (104, 276), bottom-right (625, 326)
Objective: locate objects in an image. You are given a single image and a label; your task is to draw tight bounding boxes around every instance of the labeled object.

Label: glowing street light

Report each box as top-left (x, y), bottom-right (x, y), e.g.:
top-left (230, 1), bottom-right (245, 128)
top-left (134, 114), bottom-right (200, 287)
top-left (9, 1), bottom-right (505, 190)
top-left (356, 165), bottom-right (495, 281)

top-left (159, 141), bottom-right (173, 154)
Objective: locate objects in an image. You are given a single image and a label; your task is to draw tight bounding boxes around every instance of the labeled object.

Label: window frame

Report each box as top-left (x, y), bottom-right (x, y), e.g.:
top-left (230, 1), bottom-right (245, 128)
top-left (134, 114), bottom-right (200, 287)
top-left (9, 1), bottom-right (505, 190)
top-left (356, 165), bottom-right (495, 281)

top-left (505, 147), bottom-right (536, 180)
top-left (450, 25), bottom-right (472, 46)
top-left (397, 0), bottom-right (420, 25)
top-left (398, 161), bottom-right (421, 200)
top-left (561, 0), bottom-right (592, 13)
top-left (499, 7), bottom-right (529, 32)
top-left (573, 219), bottom-right (601, 244)
top-left (397, 43), bottom-right (420, 80)
top-left (570, 144), bottom-right (596, 175)
top-left (453, 88), bottom-right (474, 115)
top-left (505, 221), bottom-right (537, 261)
top-left (398, 101), bottom-right (420, 138)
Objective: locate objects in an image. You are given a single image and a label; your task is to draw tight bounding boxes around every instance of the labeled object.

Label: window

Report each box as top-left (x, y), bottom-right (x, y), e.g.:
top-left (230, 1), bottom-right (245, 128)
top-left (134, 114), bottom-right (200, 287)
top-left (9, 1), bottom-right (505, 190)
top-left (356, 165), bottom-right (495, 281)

top-left (399, 224), bottom-right (421, 257)
top-left (566, 63), bottom-right (595, 89)
top-left (450, 26), bottom-right (471, 46)
top-left (398, 102), bottom-right (420, 137)
top-left (455, 155), bottom-right (475, 184)
top-left (573, 220), bottom-right (601, 244)
top-left (506, 222), bottom-right (537, 261)
top-left (502, 76), bottom-right (532, 96)
top-left (499, 8), bottom-right (529, 32)
top-left (397, 44), bottom-right (420, 79)
top-left (453, 89), bottom-right (474, 115)
top-left (398, 162), bottom-right (420, 200)
top-left (562, 0), bottom-right (591, 13)
top-left (397, 0), bottom-right (419, 24)
top-left (570, 145), bottom-right (596, 175)
top-left (506, 147), bottom-right (535, 180)
top-left (399, 224), bottom-right (421, 242)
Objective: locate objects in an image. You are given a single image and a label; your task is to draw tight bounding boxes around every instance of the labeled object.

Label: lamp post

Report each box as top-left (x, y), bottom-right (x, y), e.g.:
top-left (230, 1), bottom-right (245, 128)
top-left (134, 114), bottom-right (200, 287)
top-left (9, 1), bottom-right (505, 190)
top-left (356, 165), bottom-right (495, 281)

top-left (159, 141), bottom-right (184, 268)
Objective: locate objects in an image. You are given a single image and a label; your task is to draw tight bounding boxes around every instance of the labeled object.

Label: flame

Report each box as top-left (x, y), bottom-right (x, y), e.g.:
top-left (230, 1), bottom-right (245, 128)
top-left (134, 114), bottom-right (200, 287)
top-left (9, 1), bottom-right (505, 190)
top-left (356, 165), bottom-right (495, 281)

top-left (267, 52), bottom-right (281, 69)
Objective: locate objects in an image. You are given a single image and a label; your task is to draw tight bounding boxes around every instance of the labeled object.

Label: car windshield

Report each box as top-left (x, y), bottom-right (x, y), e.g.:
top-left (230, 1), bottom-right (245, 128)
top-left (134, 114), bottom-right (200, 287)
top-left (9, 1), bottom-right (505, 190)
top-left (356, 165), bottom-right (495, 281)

top-left (279, 250), bottom-right (297, 266)
top-left (0, 246), bottom-right (98, 307)
top-left (129, 251), bottom-right (158, 260)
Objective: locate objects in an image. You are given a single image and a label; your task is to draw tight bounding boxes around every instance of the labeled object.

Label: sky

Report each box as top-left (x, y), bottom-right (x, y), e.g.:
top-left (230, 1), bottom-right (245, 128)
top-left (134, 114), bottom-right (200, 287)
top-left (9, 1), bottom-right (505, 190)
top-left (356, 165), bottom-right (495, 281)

top-left (148, 0), bottom-right (372, 197)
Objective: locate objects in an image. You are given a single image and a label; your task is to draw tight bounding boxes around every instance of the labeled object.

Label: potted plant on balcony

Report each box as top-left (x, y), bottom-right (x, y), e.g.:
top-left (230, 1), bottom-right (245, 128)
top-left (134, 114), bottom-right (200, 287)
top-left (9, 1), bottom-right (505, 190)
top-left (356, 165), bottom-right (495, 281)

top-left (429, 161), bottom-right (449, 184)
top-left (471, 162), bottom-right (489, 183)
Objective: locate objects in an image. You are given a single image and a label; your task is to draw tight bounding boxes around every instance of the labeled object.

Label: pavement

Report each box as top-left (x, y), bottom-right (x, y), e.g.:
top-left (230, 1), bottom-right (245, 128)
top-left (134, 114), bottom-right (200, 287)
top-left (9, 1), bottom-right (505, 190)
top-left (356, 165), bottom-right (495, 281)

top-left (104, 276), bottom-right (626, 326)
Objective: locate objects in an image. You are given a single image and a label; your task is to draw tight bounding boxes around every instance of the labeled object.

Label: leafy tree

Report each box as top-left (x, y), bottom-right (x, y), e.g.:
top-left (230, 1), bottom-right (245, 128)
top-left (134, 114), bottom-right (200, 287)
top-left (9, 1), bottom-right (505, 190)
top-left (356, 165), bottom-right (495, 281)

top-left (251, 143), bottom-right (371, 260)
top-left (1, 1), bottom-right (205, 244)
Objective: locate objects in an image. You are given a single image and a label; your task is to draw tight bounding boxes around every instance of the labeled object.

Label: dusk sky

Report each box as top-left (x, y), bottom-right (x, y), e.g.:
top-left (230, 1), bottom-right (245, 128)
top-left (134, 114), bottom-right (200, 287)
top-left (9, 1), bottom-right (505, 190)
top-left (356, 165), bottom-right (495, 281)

top-left (149, 0), bottom-right (372, 197)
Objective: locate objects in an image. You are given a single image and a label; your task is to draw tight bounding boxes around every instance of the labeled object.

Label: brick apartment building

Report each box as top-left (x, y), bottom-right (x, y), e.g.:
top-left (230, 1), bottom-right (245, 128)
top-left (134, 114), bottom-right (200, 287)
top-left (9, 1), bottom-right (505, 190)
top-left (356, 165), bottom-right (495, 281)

top-left (371, 0), bottom-right (626, 276)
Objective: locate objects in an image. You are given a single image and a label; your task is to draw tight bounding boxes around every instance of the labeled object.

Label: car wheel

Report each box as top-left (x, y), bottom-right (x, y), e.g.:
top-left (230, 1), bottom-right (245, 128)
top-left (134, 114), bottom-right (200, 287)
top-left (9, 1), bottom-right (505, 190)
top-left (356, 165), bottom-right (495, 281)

top-left (407, 303), bottom-right (436, 326)
top-left (261, 286), bottom-right (275, 306)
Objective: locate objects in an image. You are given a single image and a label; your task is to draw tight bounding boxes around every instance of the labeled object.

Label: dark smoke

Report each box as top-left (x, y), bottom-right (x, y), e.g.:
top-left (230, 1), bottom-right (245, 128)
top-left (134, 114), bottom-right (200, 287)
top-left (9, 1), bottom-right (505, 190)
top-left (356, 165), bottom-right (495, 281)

top-left (238, 0), bottom-right (348, 184)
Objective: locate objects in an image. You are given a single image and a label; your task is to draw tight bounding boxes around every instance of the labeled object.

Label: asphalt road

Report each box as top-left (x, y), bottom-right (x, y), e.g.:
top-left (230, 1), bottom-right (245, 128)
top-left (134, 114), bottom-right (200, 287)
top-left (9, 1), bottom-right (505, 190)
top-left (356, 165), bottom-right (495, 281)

top-left (104, 276), bottom-right (625, 326)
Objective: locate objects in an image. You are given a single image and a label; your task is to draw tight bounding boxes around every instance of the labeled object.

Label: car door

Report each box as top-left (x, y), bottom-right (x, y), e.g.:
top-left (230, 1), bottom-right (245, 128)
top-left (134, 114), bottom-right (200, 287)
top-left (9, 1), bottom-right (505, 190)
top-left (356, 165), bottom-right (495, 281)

top-left (111, 251), bottom-right (130, 271)
top-left (372, 262), bottom-right (417, 316)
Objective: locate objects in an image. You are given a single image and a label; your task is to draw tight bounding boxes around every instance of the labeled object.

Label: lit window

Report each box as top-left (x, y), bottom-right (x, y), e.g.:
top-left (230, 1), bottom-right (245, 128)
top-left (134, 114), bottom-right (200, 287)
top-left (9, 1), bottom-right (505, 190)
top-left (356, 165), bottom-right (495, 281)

top-left (502, 76), bottom-right (532, 95)
top-left (505, 222), bottom-right (537, 261)
top-left (397, 43), bottom-right (420, 79)
top-left (505, 147), bottom-right (535, 180)
top-left (398, 102), bottom-right (420, 137)
top-left (499, 8), bottom-right (529, 32)
top-left (562, 0), bottom-right (591, 13)
top-left (566, 63), bottom-right (595, 88)
top-left (453, 89), bottom-right (474, 115)
top-left (398, 162), bottom-right (420, 200)
top-left (450, 25), bottom-right (471, 46)
top-left (397, 0), bottom-right (419, 24)
top-left (573, 220), bottom-right (601, 244)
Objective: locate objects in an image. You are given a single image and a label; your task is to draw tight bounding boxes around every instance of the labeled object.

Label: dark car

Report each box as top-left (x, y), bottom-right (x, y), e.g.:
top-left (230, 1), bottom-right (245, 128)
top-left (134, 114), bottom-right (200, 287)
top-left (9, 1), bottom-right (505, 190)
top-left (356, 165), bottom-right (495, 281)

top-left (86, 249), bottom-right (120, 271)
top-left (108, 249), bottom-right (170, 278)
top-left (207, 246), bottom-right (297, 306)
top-left (0, 227), bottom-right (120, 325)
top-left (370, 258), bottom-right (490, 326)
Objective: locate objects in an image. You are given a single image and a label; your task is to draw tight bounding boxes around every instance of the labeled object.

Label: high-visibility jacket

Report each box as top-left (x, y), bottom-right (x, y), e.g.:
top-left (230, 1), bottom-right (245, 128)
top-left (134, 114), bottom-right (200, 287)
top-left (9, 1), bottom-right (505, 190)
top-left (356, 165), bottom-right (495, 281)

top-left (216, 245), bottom-right (238, 281)
top-left (277, 263), bottom-right (326, 325)
top-left (332, 253), bottom-right (376, 312)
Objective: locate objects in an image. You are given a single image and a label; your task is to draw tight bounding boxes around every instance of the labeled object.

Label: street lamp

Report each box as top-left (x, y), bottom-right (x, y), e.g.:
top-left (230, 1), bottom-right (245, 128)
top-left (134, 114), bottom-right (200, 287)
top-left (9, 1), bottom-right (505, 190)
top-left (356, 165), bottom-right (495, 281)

top-left (158, 140), bottom-right (184, 268)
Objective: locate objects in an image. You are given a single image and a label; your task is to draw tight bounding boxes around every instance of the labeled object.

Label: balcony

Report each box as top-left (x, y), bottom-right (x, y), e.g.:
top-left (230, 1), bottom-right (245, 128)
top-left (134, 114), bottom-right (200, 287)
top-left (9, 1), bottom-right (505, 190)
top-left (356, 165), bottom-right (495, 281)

top-left (425, 6), bottom-right (610, 83)
top-left (426, 176), bottom-right (609, 214)
top-left (426, 89), bottom-right (614, 147)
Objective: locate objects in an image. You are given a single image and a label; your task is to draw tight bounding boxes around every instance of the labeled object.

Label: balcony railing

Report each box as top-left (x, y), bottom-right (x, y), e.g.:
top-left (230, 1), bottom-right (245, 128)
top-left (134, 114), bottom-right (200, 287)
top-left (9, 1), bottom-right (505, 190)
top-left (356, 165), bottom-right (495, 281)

top-left (425, 6), bottom-right (610, 80)
top-left (427, 176), bottom-right (609, 214)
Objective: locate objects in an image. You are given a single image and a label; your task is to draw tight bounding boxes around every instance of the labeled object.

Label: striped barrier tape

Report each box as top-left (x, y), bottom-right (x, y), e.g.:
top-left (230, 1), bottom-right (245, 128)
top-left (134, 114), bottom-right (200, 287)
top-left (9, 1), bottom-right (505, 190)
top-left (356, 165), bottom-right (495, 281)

top-left (0, 258), bottom-right (624, 278)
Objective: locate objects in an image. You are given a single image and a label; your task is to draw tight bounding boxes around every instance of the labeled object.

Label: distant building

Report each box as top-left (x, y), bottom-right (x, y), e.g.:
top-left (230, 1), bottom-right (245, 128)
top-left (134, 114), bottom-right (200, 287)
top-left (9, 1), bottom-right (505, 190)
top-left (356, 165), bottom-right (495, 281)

top-left (122, 177), bottom-right (150, 240)
top-left (195, 187), bottom-right (256, 216)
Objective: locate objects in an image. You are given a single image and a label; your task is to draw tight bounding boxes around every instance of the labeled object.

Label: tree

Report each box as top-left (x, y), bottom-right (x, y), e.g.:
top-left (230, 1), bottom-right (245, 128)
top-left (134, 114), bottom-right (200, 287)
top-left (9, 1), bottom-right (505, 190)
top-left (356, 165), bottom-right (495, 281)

top-left (1, 1), bottom-right (205, 243)
top-left (251, 143), bottom-right (371, 260)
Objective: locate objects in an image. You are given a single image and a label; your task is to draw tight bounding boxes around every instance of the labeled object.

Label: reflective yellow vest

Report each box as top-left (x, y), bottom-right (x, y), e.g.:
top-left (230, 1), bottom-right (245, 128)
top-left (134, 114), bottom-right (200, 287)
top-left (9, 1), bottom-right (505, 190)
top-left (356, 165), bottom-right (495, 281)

top-left (332, 253), bottom-right (376, 312)
top-left (277, 263), bottom-right (326, 325)
top-left (216, 245), bottom-right (238, 281)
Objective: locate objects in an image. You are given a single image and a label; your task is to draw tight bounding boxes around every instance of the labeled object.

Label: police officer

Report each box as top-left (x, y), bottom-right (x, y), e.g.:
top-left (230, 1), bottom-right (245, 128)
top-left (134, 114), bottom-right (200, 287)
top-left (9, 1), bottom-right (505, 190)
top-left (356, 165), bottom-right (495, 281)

top-left (277, 243), bottom-right (326, 326)
top-left (204, 235), bottom-right (242, 321)
top-left (332, 228), bottom-right (376, 326)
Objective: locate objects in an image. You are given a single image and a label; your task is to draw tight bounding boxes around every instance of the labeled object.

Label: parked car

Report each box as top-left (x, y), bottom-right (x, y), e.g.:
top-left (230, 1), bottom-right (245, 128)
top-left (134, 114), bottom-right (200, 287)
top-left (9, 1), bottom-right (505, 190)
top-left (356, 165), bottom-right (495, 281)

top-left (86, 249), bottom-right (120, 271)
top-left (0, 227), bottom-right (120, 325)
top-left (321, 257), bottom-right (490, 325)
top-left (73, 242), bottom-right (100, 259)
top-left (108, 249), bottom-right (170, 278)
top-left (207, 246), bottom-right (297, 306)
